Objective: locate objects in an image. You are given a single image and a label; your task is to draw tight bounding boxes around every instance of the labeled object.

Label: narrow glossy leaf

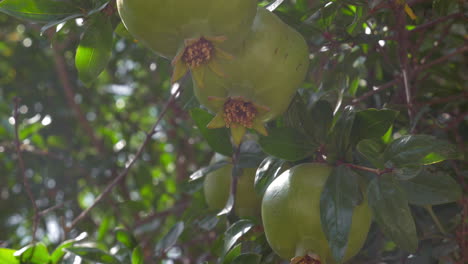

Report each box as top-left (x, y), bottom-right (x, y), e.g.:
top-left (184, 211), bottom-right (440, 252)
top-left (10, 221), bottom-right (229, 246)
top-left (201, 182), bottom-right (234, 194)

top-left (384, 135), bottom-right (458, 167)
top-left (328, 106), bottom-right (356, 162)
top-left (65, 247), bottom-right (120, 264)
top-left (400, 170), bottom-right (462, 205)
top-left (254, 157), bottom-right (286, 196)
top-left (131, 246), bottom-right (143, 264)
top-left (356, 139), bottom-right (386, 169)
top-left (367, 175), bottom-right (418, 252)
top-left (320, 165), bottom-right (361, 262)
top-left (75, 13), bottom-right (113, 85)
top-left (309, 100), bottom-right (334, 144)
top-left (231, 253), bottom-right (262, 264)
top-left (0, 0), bottom-right (81, 22)
top-left (50, 232), bottom-right (87, 264)
top-left (198, 214), bottom-right (220, 231)
top-left (223, 219), bottom-right (254, 255)
top-left (0, 248), bottom-right (19, 264)
top-left (189, 160), bottom-right (230, 181)
top-left (115, 228), bottom-right (137, 249)
top-left (222, 244), bottom-right (241, 264)
top-left (155, 221), bottom-right (185, 254)
top-left (14, 243), bottom-right (50, 264)
top-left (259, 127), bottom-right (315, 161)
top-left (190, 108), bottom-right (232, 156)
top-left (393, 166), bottom-right (422, 181)
top-left (351, 109), bottom-right (398, 143)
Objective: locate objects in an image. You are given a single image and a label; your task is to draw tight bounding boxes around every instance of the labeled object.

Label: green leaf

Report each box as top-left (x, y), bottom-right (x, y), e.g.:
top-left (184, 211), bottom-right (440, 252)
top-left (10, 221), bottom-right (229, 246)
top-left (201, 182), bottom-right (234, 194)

top-left (14, 243), bottom-right (50, 264)
top-left (75, 13), bottom-right (113, 86)
top-left (320, 165), bottom-right (361, 262)
top-left (367, 175), bottom-right (418, 252)
top-left (328, 106), bottom-right (356, 162)
top-left (400, 170), bottom-right (462, 206)
top-left (351, 109), bottom-right (398, 143)
top-left (0, 0), bottom-right (81, 22)
top-left (65, 247), bottom-right (120, 264)
top-left (223, 219), bottom-right (254, 255)
top-left (190, 108), bottom-right (232, 156)
top-left (356, 139), bottom-right (386, 169)
top-left (384, 135), bottom-right (458, 167)
top-left (254, 157), bottom-right (286, 196)
top-left (308, 100), bottom-right (334, 144)
top-left (51, 232), bottom-right (88, 264)
top-left (393, 166), bottom-right (422, 181)
top-left (231, 253), bottom-right (262, 264)
top-left (222, 244), bottom-right (241, 264)
top-left (259, 127), bottom-right (315, 161)
top-left (189, 160), bottom-right (230, 181)
top-left (155, 221), bottom-right (184, 255)
top-left (0, 248), bottom-right (19, 264)
top-left (131, 246), bottom-right (143, 264)
top-left (115, 228), bottom-right (137, 249)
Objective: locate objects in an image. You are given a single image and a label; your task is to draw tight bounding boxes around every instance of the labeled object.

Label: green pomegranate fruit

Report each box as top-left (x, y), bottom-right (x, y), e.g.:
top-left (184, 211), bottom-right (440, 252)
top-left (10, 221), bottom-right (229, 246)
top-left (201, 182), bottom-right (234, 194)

top-left (204, 164), bottom-right (261, 218)
top-left (116, 0), bottom-right (257, 59)
top-left (261, 163), bottom-right (372, 264)
top-left (194, 8), bottom-right (310, 145)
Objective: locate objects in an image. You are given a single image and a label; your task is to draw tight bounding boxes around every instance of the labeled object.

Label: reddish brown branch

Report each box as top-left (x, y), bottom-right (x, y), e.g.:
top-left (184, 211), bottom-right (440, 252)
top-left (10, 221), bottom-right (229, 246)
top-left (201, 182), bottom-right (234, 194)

top-left (340, 162), bottom-right (393, 176)
top-left (416, 45), bottom-right (468, 73)
top-left (66, 86), bottom-right (182, 232)
top-left (412, 12), bottom-right (464, 33)
top-left (13, 98), bottom-right (39, 242)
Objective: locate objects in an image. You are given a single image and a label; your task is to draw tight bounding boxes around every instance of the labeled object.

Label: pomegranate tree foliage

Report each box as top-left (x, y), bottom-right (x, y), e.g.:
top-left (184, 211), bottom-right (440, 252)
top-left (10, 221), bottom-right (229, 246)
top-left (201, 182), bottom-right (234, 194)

top-left (0, 0), bottom-right (467, 263)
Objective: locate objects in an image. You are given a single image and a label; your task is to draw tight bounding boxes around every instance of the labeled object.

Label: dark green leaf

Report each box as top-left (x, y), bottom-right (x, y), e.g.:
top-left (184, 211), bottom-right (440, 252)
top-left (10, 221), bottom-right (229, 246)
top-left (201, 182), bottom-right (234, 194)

top-left (328, 106), bottom-right (356, 162)
top-left (65, 247), bottom-right (120, 264)
top-left (51, 232), bottom-right (87, 264)
top-left (131, 246), bottom-right (143, 264)
top-left (351, 109), bottom-right (398, 143)
top-left (75, 13), bottom-right (113, 85)
top-left (320, 165), bottom-right (361, 262)
top-left (384, 135), bottom-right (458, 167)
top-left (222, 244), bottom-right (241, 264)
top-left (393, 166), bottom-right (422, 181)
top-left (400, 170), bottom-right (462, 205)
top-left (115, 228), bottom-right (137, 249)
top-left (14, 243), bottom-right (49, 264)
top-left (0, 248), bottom-right (19, 264)
top-left (190, 108), bottom-right (232, 156)
top-left (259, 127), bottom-right (315, 161)
top-left (367, 175), bottom-right (418, 252)
top-left (254, 157), bottom-right (286, 196)
top-left (356, 139), bottom-right (386, 169)
top-left (189, 160), bottom-right (230, 181)
top-left (155, 221), bottom-right (184, 254)
top-left (309, 100), bottom-right (334, 144)
top-left (223, 219), bottom-right (254, 255)
top-left (0, 0), bottom-right (81, 22)
top-left (231, 253), bottom-right (262, 264)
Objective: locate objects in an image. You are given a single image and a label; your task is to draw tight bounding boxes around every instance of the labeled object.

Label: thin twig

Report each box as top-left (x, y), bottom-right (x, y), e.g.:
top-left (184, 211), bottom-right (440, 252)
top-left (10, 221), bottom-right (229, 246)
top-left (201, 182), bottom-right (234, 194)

top-left (13, 98), bottom-right (39, 242)
top-left (351, 78), bottom-right (401, 105)
top-left (66, 86), bottom-right (182, 232)
top-left (39, 203), bottom-right (66, 217)
top-left (340, 161), bottom-right (393, 176)
top-left (412, 12), bottom-right (463, 33)
top-left (416, 45), bottom-right (468, 73)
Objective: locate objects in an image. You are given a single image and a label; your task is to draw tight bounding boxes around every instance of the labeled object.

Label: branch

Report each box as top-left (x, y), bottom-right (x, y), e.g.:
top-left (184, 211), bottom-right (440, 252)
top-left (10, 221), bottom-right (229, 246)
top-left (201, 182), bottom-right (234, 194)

top-left (66, 85), bottom-right (182, 232)
top-left (339, 161), bottom-right (393, 176)
top-left (412, 12), bottom-right (464, 33)
top-left (351, 78), bottom-right (400, 105)
top-left (416, 45), bottom-right (468, 73)
top-left (13, 98), bottom-right (39, 242)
